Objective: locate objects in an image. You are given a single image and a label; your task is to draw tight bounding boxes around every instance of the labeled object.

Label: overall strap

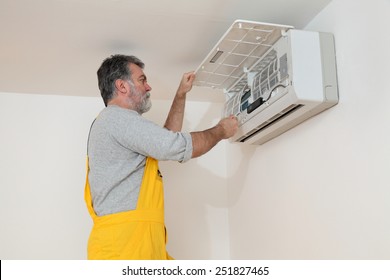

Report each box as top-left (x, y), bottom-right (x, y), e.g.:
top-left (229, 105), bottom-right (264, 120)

top-left (87, 118), bottom-right (97, 156)
top-left (85, 118), bottom-right (97, 220)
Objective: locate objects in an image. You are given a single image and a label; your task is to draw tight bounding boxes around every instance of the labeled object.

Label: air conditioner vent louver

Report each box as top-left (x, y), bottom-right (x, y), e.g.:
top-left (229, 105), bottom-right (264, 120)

top-left (238, 104), bottom-right (303, 142)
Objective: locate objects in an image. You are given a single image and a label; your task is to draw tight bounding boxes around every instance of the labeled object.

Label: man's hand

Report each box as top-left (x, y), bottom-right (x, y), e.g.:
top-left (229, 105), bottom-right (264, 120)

top-left (177, 72), bottom-right (195, 97)
top-left (164, 72), bottom-right (195, 132)
top-left (190, 115), bottom-right (239, 158)
top-left (216, 115), bottom-right (239, 139)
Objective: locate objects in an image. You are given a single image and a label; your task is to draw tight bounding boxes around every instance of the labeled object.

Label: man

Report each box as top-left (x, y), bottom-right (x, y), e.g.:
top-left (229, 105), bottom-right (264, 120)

top-left (85, 54), bottom-right (238, 260)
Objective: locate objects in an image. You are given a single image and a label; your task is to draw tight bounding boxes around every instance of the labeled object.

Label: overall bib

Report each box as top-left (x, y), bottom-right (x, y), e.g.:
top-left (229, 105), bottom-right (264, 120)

top-left (84, 156), bottom-right (173, 260)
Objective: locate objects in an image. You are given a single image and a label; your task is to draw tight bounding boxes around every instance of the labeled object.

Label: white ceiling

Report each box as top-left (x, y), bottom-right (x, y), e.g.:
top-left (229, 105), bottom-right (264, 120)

top-left (0, 0), bottom-right (331, 102)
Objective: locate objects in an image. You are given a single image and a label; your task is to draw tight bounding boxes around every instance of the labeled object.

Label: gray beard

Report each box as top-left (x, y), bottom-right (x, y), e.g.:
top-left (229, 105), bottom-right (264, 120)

top-left (138, 92), bottom-right (152, 114)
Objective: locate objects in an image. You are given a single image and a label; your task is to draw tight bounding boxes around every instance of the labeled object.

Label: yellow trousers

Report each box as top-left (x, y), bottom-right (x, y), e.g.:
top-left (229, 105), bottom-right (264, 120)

top-left (85, 157), bottom-right (172, 259)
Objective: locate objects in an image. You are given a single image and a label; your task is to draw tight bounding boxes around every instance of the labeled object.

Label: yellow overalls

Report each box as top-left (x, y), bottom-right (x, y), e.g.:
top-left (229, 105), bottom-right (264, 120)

top-left (84, 156), bottom-right (173, 260)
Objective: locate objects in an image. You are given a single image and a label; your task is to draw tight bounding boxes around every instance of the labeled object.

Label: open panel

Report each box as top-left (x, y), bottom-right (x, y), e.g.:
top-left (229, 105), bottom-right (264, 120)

top-left (194, 20), bottom-right (293, 95)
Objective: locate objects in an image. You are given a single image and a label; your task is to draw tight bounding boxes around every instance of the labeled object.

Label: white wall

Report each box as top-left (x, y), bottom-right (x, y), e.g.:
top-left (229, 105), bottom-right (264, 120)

top-left (0, 93), bottom-right (229, 259)
top-left (0, 93), bottom-right (101, 259)
top-left (227, 0), bottom-right (390, 259)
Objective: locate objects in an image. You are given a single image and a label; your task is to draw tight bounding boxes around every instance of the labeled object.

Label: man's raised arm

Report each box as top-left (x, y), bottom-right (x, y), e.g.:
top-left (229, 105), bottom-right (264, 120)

top-left (164, 72), bottom-right (195, 132)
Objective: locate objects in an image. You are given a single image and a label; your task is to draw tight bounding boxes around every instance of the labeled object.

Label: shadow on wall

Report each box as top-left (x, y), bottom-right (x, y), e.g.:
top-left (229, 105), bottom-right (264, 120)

top-left (160, 103), bottom-right (224, 259)
top-left (161, 160), bottom-right (221, 259)
top-left (225, 142), bottom-right (257, 208)
top-left (160, 104), bottom-right (257, 259)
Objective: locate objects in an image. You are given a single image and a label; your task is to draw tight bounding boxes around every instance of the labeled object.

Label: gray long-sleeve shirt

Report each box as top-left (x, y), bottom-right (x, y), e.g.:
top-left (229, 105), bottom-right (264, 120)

top-left (88, 105), bottom-right (193, 216)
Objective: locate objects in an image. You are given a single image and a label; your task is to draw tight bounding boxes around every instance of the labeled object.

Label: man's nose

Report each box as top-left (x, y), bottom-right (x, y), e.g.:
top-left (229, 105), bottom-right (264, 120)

top-left (145, 83), bottom-right (152, 91)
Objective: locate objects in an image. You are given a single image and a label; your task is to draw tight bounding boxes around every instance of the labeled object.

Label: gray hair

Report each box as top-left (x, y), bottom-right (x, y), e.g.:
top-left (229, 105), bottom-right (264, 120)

top-left (97, 54), bottom-right (145, 106)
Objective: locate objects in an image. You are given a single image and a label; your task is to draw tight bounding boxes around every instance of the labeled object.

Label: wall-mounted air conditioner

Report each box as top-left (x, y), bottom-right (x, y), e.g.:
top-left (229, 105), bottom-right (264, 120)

top-left (194, 20), bottom-right (338, 145)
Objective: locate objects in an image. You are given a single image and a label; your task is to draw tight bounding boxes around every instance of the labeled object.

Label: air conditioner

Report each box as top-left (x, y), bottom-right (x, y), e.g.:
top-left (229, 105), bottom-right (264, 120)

top-left (194, 20), bottom-right (338, 145)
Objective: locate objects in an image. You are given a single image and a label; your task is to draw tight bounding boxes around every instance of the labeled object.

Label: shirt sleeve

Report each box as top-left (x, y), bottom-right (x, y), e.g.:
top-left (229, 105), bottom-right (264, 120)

top-left (111, 109), bottom-right (193, 163)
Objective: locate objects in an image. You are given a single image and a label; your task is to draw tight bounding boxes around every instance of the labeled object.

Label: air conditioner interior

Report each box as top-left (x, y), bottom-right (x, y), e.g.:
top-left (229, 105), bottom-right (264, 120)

top-left (223, 49), bottom-right (290, 120)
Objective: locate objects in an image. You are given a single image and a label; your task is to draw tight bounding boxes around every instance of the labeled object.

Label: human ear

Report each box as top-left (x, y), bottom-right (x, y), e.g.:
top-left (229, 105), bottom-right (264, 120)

top-left (115, 79), bottom-right (128, 95)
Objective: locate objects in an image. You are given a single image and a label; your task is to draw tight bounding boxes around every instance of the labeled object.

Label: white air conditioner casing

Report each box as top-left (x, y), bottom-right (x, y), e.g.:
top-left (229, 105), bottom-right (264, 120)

top-left (194, 20), bottom-right (338, 145)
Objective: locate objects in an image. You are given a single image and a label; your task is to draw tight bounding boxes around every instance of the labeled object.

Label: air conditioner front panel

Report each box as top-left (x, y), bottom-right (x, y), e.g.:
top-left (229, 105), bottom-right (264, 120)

top-left (194, 20), bottom-right (293, 93)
